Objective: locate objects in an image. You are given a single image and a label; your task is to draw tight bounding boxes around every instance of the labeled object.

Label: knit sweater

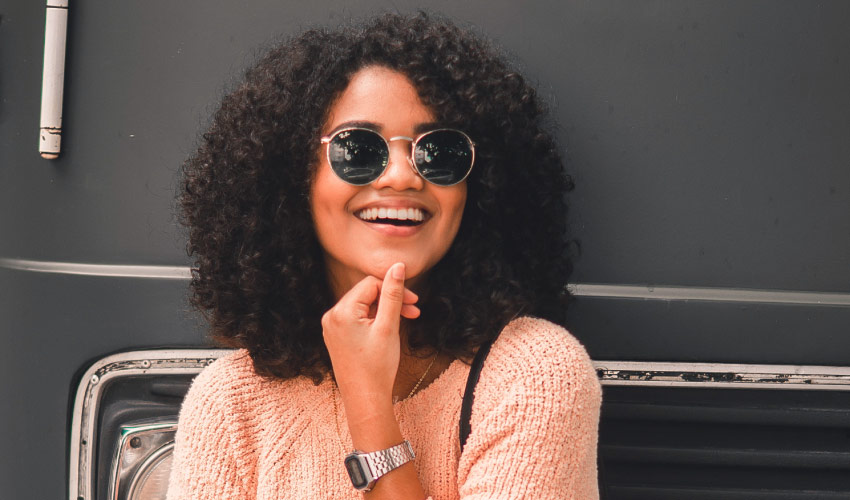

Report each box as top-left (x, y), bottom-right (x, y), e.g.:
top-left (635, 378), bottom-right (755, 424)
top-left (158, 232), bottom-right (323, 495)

top-left (166, 317), bottom-right (602, 499)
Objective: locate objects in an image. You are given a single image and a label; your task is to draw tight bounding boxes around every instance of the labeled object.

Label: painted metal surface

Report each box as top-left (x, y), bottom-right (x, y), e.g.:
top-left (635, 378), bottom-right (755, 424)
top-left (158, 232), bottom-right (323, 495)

top-left (1, 1), bottom-right (848, 498)
top-left (3, 1), bottom-right (849, 290)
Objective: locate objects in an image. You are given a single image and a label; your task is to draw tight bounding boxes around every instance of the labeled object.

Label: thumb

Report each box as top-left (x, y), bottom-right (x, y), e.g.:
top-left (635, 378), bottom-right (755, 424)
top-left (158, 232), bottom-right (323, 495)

top-left (373, 263), bottom-right (406, 334)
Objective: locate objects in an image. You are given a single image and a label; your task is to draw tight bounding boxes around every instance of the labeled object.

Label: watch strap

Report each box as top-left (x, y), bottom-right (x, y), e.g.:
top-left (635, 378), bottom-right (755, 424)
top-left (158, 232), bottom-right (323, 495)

top-left (345, 440), bottom-right (415, 491)
top-left (362, 440), bottom-right (415, 478)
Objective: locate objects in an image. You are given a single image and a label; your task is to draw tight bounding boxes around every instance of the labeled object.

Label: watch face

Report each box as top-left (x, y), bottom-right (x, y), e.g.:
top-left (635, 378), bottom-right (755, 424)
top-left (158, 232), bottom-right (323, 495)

top-left (344, 456), bottom-right (368, 489)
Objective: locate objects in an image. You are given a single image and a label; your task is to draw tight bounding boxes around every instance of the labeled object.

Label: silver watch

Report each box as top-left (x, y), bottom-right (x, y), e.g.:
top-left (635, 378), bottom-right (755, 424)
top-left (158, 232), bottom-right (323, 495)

top-left (344, 440), bottom-right (416, 491)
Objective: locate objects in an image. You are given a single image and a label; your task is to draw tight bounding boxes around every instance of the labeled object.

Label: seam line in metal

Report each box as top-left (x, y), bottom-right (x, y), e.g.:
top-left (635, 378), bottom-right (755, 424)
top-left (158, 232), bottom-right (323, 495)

top-left (571, 283), bottom-right (850, 306)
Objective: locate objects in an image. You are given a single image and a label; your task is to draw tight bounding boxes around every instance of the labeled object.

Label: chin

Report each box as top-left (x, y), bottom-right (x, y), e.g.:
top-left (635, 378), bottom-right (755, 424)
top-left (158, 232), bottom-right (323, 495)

top-left (368, 258), bottom-right (429, 282)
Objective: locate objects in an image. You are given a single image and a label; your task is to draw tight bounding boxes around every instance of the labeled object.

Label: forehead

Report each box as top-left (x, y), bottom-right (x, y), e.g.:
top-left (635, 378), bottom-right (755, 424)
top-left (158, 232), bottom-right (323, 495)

top-left (323, 66), bottom-right (436, 133)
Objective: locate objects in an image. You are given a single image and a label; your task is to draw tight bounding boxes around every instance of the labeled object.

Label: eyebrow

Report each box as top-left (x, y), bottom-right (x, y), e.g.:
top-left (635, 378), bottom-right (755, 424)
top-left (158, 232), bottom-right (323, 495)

top-left (326, 121), bottom-right (378, 136)
top-left (325, 120), bottom-right (444, 137)
top-left (413, 121), bottom-right (442, 134)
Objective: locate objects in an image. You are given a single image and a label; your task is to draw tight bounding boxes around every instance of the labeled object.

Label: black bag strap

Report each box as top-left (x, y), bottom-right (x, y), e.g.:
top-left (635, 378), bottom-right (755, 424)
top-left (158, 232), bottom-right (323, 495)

top-left (459, 336), bottom-right (496, 453)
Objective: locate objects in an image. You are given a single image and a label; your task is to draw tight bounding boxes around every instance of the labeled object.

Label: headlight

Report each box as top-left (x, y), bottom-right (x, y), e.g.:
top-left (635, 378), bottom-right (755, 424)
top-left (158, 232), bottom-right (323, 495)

top-left (68, 349), bottom-right (231, 500)
top-left (109, 420), bottom-right (176, 500)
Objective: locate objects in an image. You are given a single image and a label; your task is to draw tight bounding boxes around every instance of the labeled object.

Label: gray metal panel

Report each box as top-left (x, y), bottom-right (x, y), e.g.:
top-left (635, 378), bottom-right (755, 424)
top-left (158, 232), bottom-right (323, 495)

top-left (1, 1), bottom-right (848, 499)
top-left (2, 0), bottom-right (849, 287)
top-left (557, 1), bottom-right (850, 293)
top-left (567, 296), bottom-right (850, 365)
top-left (0, 268), bottom-right (204, 500)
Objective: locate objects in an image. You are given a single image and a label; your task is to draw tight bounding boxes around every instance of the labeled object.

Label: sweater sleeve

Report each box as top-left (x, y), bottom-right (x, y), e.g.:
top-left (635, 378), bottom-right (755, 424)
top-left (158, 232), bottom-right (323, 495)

top-left (166, 352), bottom-right (257, 500)
top-left (456, 318), bottom-right (602, 500)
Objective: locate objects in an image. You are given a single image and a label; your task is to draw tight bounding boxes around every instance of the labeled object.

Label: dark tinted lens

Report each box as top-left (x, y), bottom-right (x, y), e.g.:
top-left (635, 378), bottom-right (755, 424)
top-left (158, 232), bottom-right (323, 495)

top-left (413, 130), bottom-right (474, 185)
top-left (327, 129), bottom-right (388, 185)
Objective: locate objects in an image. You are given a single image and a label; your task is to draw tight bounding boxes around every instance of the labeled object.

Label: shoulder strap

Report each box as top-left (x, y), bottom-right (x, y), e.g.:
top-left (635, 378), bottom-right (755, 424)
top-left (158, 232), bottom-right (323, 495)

top-left (459, 336), bottom-right (496, 453)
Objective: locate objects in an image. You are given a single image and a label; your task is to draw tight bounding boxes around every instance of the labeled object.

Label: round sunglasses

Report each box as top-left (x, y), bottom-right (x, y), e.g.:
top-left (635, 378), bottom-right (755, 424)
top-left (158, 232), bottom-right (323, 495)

top-left (320, 127), bottom-right (475, 186)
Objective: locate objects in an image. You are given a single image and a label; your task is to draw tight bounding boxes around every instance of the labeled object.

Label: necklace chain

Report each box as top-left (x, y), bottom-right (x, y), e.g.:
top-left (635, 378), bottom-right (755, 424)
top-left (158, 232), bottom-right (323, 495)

top-left (331, 354), bottom-right (438, 454)
top-left (402, 354), bottom-right (437, 401)
top-left (332, 384), bottom-right (348, 456)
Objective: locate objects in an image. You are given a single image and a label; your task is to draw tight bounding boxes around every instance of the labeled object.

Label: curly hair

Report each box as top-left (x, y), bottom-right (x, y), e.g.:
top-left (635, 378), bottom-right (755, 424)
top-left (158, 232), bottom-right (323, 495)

top-left (180, 12), bottom-right (573, 383)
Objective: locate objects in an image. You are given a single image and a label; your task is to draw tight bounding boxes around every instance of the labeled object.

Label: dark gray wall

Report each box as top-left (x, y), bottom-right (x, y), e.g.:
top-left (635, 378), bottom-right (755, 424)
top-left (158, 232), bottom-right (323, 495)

top-left (1, 1), bottom-right (849, 498)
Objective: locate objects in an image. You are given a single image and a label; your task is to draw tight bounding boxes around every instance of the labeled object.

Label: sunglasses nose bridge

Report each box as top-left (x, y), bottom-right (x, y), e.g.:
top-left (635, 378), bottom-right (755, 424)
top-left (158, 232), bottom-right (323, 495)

top-left (371, 135), bottom-right (423, 188)
top-left (387, 135), bottom-right (419, 176)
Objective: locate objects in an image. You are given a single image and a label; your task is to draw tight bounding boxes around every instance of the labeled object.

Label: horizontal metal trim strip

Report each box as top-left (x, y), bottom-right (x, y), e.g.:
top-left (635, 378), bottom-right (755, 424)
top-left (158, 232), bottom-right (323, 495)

top-left (594, 361), bottom-right (850, 390)
top-left (608, 486), bottom-right (849, 500)
top-left (602, 445), bottom-right (850, 469)
top-left (0, 258), bottom-right (191, 280)
top-left (572, 283), bottom-right (850, 306)
top-left (602, 402), bottom-right (850, 427)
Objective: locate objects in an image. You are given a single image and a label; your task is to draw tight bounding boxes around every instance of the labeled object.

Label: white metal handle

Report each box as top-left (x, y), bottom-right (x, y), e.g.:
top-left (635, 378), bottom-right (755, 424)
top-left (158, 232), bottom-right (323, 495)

top-left (39, 0), bottom-right (69, 159)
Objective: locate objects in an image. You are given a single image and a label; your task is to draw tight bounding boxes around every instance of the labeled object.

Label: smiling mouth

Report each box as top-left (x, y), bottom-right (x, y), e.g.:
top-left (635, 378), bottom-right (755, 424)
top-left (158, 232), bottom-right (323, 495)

top-left (355, 207), bottom-right (427, 227)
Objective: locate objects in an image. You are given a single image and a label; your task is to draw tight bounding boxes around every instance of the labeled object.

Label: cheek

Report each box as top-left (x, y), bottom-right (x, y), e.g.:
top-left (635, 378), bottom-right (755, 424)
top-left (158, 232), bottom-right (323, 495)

top-left (446, 186), bottom-right (467, 231)
top-left (309, 169), bottom-right (352, 236)
top-left (433, 185), bottom-right (467, 251)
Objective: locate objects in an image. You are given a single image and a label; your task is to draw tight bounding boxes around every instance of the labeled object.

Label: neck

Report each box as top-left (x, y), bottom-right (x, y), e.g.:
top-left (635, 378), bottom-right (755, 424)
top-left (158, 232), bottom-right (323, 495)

top-left (392, 346), bottom-right (441, 402)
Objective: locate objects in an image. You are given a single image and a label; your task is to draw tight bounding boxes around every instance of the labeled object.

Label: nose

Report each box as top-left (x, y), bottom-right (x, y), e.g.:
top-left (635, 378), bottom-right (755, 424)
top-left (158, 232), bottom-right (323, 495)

top-left (371, 136), bottom-right (424, 191)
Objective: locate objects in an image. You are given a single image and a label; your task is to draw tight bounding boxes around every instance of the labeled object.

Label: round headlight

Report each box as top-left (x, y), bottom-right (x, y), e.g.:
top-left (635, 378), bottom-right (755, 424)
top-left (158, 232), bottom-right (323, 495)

top-left (127, 442), bottom-right (173, 500)
top-left (109, 420), bottom-right (177, 500)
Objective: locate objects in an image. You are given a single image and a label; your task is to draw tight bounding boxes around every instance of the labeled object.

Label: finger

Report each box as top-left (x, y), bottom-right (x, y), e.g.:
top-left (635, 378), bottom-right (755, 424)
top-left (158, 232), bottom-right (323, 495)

top-left (373, 262), bottom-right (406, 334)
top-left (401, 304), bottom-right (420, 319)
top-left (403, 287), bottom-right (418, 305)
top-left (336, 276), bottom-right (381, 320)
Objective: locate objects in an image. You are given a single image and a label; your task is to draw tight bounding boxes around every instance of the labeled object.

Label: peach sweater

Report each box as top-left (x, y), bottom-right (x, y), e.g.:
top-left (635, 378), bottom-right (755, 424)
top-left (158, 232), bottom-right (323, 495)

top-left (167, 317), bottom-right (602, 499)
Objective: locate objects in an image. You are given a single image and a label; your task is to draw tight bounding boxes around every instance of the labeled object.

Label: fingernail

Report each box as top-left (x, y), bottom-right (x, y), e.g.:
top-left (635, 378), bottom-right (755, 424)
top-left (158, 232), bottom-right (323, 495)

top-left (392, 263), bottom-right (405, 280)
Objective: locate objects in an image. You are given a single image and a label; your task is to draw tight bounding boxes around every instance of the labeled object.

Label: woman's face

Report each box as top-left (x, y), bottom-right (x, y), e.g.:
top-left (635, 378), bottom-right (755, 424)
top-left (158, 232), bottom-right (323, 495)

top-left (310, 66), bottom-right (467, 297)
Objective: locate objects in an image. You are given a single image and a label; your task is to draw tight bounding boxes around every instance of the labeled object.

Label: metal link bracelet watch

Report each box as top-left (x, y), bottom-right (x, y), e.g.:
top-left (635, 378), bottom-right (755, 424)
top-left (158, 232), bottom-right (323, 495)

top-left (344, 440), bottom-right (416, 491)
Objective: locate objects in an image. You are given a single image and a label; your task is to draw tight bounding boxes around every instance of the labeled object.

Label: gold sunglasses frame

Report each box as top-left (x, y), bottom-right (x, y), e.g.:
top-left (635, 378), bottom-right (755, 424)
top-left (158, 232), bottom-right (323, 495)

top-left (320, 127), bottom-right (476, 186)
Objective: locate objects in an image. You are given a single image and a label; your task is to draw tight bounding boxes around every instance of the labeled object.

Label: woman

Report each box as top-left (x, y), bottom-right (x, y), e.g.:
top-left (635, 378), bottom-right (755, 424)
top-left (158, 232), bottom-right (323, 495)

top-left (168, 12), bottom-right (601, 500)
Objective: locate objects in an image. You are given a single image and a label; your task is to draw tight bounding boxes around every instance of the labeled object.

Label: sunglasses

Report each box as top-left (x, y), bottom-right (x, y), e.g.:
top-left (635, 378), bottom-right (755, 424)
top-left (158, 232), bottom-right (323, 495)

top-left (320, 127), bottom-right (475, 186)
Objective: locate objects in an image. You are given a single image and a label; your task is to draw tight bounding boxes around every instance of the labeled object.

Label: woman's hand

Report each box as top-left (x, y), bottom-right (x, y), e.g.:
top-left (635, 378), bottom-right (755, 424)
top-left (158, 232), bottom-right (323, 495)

top-left (322, 262), bottom-right (419, 403)
top-left (322, 262), bottom-right (418, 449)
top-left (323, 263), bottom-right (427, 499)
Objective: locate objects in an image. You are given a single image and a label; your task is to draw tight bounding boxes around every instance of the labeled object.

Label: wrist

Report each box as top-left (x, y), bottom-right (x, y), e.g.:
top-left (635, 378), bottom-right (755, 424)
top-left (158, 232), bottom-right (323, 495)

top-left (344, 440), bottom-right (416, 492)
top-left (346, 408), bottom-right (403, 452)
top-left (335, 377), bottom-right (394, 406)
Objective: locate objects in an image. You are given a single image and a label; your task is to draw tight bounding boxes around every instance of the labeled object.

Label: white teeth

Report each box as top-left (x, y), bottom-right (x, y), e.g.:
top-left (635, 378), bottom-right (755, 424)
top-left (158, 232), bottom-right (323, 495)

top-left (356, 207), bottom-right (425, 222)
